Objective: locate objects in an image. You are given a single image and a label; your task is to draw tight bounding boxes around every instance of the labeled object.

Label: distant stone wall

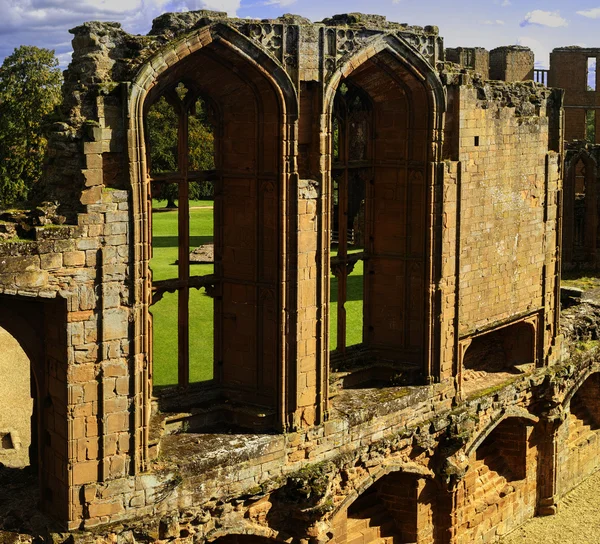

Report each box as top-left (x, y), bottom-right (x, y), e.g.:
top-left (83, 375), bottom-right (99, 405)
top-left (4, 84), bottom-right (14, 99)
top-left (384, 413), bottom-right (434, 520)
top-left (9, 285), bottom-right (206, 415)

top-left (446, 47), bottom-right (489, 78)
top-left (549, 47), bottom-right (600, 143)
top-left (490, 46), bottom-right (534, 82)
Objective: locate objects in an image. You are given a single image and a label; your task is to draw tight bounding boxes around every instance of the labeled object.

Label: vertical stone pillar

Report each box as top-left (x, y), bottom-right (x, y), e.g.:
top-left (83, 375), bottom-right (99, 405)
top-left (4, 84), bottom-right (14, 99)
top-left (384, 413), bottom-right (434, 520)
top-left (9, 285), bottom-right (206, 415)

top-left (438, 161), bottom-right (460, 385)
top-left (293, 178), bottom-right (323, 429)
top-left (537, 416), bottom-right (562, 515)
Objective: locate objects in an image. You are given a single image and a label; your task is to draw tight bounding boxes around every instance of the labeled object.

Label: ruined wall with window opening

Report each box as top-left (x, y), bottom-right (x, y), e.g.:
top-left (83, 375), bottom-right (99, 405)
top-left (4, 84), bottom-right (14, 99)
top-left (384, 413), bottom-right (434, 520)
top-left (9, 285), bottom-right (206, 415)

top-left (0, 10), bottom-right (598, 544)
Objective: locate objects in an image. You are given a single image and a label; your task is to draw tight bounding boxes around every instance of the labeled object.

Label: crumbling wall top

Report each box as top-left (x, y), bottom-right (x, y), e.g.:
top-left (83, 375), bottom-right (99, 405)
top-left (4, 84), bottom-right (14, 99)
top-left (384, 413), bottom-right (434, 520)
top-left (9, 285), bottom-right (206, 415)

top-left (490, 45), bottom-right (533, 54)
top-left (552, 46), bottom-right (600, 54)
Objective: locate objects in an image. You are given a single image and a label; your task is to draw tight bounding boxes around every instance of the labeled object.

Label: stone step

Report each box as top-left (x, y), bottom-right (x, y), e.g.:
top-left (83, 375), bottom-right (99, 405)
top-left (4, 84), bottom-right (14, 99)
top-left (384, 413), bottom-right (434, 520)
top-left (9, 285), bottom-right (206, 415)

top-left (571, 398), bottom-right (596, 427)
top-left (347, 503), bottom-right (387, 526)
top-left (568, 412), bottom-right (594, 445)
top-left (346, 521), bottom-right (397, 544)
top-left (347, 508), bottom-right (397, 544)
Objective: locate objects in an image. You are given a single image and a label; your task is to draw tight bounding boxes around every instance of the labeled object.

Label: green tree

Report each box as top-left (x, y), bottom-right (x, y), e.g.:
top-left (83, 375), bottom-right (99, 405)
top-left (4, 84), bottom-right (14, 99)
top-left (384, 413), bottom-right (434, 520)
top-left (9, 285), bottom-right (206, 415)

top-left (0, 46), bottom-right (62, 208)
top-left (147, 95), bottom-right (215, 207)
top-left (586, 108), bottom-right (596, 145)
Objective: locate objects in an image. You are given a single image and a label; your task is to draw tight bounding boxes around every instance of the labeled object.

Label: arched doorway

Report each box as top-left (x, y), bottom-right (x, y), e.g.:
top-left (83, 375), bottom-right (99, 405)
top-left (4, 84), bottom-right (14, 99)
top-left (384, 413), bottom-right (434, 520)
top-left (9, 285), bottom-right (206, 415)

top-left (330, 472), bottom-right (442, 543)
top-left (0, 323), bottom-right (41, 532)
top-left (456, 417), bottom-right (537, 543)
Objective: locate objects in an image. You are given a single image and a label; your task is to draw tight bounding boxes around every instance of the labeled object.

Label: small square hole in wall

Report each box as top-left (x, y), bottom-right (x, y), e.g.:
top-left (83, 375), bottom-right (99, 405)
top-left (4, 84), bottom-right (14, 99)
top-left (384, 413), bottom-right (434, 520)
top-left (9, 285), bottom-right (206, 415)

top-left (474, 136), bottom-right (480, 147)
top-left (1, 432), bottom-right (14, 449)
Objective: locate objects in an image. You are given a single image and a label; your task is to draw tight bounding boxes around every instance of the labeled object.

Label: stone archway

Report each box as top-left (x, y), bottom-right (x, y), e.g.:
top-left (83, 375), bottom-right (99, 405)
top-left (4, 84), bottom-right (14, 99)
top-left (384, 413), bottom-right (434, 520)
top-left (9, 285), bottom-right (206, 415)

top-left (323, 35), bottom-right (446, 387)
top-left (329, 470), bottom-right (442, 544)
top-left (563, 148), bottom-right (598, 266)
top-left (557, 372), bottom-right (600, 497)
top-left (455, 416), bottom-right (538, 543)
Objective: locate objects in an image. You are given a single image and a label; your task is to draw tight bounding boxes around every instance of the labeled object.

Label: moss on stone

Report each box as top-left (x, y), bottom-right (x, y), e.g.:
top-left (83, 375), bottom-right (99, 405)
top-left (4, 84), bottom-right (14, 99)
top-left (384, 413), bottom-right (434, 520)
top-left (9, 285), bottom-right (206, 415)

top-left (466, 377), bottom-right (519, 401)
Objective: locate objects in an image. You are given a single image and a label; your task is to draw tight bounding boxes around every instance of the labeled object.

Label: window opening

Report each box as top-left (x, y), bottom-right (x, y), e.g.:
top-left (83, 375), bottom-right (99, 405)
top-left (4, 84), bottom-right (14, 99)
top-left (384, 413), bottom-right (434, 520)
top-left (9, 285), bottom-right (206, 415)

top-left (330, 80), bottom-right (372, 360)
top-left (587, 57), bottom-right (597, 91)
top-left (586, 110), bottom-right (596, 144)
top-left (147, 84), bottom-right (218, 389)
top-left (574, 157), bottom-right (587, 248)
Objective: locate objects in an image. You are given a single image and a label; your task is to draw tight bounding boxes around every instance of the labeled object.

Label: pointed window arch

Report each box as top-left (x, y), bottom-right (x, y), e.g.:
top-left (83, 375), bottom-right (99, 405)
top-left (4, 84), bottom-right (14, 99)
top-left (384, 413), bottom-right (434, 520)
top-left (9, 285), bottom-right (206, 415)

top-left (147, 82), bottom-right (218, 389)
top-left (326, 44), bottom-right (441, 386)
top-left (133, 31), bottom-right (299, 431)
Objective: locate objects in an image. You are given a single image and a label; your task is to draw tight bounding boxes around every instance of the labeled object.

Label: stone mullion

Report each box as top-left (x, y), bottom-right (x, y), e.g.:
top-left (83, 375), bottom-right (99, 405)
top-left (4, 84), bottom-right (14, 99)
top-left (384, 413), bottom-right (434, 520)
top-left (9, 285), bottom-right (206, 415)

top-left (177, 108), bottom-right (190, 388)
top-left (337, 168), bottom-right (349, 354)
top-left (336, 108), bottom-right (350, 354)
top-left (585, 163), bottom-right (597, 261)
top-left (127, 87), bottom-right (150, 473)
top-left (319, 112), bottom-right (332, 423)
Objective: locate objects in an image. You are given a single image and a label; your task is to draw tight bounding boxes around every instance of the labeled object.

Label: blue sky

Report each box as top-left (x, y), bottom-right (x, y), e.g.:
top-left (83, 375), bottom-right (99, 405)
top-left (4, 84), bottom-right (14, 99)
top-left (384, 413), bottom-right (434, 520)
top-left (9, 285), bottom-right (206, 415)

top-left (0, 0), bottom-right (599, 70)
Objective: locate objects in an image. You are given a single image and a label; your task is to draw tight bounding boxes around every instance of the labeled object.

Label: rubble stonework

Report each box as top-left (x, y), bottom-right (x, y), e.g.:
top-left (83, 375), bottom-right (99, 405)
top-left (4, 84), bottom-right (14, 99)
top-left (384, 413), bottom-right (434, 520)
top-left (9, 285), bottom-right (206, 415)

top-left (0, 10), bottom-right (597, 544)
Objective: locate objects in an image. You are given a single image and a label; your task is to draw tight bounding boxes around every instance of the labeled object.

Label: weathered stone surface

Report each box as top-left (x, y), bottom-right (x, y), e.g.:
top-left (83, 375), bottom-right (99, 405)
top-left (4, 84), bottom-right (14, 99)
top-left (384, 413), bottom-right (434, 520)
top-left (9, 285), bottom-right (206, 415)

top-left (0, 9), bottom-right (592, 544)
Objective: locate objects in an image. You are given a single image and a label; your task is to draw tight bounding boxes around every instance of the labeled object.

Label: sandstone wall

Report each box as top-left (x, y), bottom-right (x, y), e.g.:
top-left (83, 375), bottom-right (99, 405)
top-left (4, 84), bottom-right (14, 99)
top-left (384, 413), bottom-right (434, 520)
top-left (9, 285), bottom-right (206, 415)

top-left (0, 11), bottom-right (578, 544)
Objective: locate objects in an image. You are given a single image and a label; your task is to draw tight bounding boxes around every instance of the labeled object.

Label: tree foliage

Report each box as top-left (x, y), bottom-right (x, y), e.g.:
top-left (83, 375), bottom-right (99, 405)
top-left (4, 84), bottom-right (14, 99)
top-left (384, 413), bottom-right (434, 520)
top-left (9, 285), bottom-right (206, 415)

top-left (0, 46), bottom-right (62, 208)
top-left (146, 95), bottom-right (215, 208)
top-left (586, 109), bottom-right (596, 144)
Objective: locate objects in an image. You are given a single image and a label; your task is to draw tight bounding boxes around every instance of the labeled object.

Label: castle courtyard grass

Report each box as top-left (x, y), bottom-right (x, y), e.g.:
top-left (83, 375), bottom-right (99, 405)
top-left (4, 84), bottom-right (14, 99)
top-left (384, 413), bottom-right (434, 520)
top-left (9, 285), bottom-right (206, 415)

top-left (150, 201), bottom-right (365, 387)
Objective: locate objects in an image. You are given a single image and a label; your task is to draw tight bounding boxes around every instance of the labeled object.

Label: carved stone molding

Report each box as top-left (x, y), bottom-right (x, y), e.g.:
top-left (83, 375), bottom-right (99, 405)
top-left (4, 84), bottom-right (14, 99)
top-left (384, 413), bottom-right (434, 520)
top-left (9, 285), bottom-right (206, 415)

top-left (242, 23), bottom-right (300, 88)
top-left (321, 27), bottom-right (440, 83)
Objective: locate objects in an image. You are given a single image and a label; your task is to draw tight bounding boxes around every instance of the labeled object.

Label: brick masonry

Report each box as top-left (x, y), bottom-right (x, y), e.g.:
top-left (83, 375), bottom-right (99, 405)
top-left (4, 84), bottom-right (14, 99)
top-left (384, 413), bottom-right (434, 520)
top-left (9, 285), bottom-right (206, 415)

top-left (0, 10), bottom-right (595, 544)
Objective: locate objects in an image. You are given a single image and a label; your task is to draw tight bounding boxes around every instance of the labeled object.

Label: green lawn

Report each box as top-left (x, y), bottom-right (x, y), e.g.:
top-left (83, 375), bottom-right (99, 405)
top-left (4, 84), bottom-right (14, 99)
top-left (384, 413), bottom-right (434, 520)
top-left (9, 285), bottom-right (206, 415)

top-left (152, 199), bottom-right (213, 209)
top-left (330, 260), bottom-right (364, 350)
top-left (150, 206), bottom-right (215, 387)
top-left (561, 271), bottom-right (600, 291)
top-left (150, 203), bottom-right (364, 386)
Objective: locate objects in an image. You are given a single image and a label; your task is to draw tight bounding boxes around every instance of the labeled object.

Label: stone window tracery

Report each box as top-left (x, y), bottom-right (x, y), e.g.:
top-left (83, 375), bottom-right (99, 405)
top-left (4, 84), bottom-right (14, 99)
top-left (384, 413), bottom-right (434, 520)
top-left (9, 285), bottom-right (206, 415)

top-left (330, 81), bottom-right (373, 358)
top-left (146, 82), bottom-right (218, 389)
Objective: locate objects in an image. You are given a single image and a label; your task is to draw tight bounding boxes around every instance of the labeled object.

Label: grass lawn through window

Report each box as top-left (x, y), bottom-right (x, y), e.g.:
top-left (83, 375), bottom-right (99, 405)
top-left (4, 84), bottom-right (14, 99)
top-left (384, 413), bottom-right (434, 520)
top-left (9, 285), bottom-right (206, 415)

top-left (151, 200), bottom-right (215, 387)
top-left (330, 260), bottom-right (364, 351)
top-left (150, 198), bottom-right (364, 387)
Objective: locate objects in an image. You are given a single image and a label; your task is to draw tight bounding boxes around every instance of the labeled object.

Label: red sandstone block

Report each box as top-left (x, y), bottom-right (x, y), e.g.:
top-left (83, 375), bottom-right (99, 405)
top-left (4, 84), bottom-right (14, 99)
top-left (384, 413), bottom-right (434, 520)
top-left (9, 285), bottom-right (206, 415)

top-left (87, 499), bottom-right (123, 518)
top-left (72, 461), bottom-right (99, 485)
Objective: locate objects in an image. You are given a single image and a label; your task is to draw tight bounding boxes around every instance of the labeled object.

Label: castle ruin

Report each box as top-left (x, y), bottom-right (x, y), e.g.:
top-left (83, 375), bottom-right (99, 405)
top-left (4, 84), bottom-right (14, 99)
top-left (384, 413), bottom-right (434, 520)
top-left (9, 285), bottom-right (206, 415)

top-left (0, 11), bottom-right (599, 544)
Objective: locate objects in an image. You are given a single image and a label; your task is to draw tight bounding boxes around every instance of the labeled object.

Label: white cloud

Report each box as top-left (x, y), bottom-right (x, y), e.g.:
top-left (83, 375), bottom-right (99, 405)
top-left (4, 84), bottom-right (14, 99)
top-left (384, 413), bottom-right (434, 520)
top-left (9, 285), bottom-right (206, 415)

top-left (257, 0), bottom-right (296, 6)
top-left (577, 7), bottom-right (600, 19)
top-left (520, 10), bottom-right (567, 28)
top-left (481, 19), bottom-right (505, 25)
top-left (494, 0), bottom-right (511, 6)
top-left (0, 0), bottom-right (242, 67)
top-left (192, 0), bottom-right (240, 14)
